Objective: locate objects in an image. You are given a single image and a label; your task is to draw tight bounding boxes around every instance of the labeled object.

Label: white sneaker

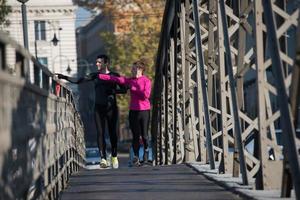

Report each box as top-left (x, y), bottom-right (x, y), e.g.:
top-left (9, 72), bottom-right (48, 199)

top-left (111, 157), bottom-right (119, 169)
top-left (100, 158), bottom-right (108, 168)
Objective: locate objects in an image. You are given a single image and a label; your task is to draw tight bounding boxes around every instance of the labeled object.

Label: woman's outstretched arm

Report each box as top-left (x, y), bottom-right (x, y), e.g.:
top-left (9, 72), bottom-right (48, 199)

top-left (109, 72), bottom-right (129, 94)
top-left (98, 74), bottom-right (129, 85)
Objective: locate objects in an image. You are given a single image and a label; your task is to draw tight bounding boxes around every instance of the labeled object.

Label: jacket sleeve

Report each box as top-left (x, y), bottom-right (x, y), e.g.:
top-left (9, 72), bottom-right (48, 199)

top-left (113, 73), bottom-right (129, 94)
top-left (98, 74), bottom-right (128, 85)
top-left (57, 72), bottom-right (97, 84)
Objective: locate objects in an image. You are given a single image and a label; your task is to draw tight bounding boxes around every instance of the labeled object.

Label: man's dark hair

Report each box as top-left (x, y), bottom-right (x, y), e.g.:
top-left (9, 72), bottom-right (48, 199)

top-left (97, 54), bottom-right (110, 64)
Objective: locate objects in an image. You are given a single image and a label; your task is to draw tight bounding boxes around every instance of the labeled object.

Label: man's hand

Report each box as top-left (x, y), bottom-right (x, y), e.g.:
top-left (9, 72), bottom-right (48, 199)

top-left (55, 73), bottom-right (67, 79)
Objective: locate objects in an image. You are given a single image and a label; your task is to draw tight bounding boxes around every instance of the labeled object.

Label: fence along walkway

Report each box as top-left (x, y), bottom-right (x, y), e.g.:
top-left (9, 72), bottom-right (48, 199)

top-left (151, 0), bottom-right (300, 198)
top-left (0, 31), bottom-right (85, 200)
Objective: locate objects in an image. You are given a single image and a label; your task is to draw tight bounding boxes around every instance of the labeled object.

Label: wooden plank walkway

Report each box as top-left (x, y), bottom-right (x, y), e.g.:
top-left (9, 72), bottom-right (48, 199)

top-left (61, 156), bottom-right (245, 200)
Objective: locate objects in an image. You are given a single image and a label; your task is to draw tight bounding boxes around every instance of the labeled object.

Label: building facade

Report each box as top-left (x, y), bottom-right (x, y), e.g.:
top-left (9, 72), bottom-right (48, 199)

top-left (3, 0), bottom-right (78, 83)
top-left (76, 13), bottom-right (113, 64)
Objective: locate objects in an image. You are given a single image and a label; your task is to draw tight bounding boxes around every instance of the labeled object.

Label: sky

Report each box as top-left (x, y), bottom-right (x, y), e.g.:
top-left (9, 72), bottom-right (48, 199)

top-left (75, 7), bottom-right (93, 28)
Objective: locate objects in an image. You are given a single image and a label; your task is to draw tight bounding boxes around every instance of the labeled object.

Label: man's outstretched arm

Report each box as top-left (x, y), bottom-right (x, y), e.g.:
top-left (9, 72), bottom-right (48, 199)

top-left (55, 72), bottom-right (98, 84)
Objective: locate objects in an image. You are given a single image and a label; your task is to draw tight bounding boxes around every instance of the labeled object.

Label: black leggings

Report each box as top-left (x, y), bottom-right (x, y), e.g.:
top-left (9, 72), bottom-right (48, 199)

top-left (94, 104), bottom-right (119, 159)
top-left (129, 110), bottom-right (150, 156)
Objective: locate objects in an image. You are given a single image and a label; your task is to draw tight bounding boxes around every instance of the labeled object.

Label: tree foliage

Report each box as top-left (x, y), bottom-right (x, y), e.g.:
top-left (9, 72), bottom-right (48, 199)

top-left (0, 0), bottom-right (12, 27)
top-left (100, 14), bottom-right (162, 77)
top-left (73, 0), bottom-right (163, 14)
top-left (99, 1), bottom-right (164, 117)
top-left (72, 0), bottom-right (165, 75)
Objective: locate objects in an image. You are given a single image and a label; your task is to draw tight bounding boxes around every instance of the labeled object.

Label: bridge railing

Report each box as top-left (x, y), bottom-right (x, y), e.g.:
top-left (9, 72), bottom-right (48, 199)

top-left (0, 31), bottom-right (85, 200)
top-left (152, 0), bottom-right (300, 198)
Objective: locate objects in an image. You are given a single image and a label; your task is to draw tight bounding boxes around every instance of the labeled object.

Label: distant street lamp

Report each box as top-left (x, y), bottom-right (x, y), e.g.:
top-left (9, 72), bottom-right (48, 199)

top-left (17, 0), bottom-right (29, 49)
top-left (51, 33), bottom-right (59, 46)
top-left (35, 27), bottom-right (62, 60)
top-left (73, 59), bottom-right (95, 76)
top-left (77, 59), bottom-right (93, 67)
top-left (66, 64), bottom-right (72, 74)
top-left (52, 55), bottom-right (74, 74)
top-left (16, 0), bottom-right (29, 3)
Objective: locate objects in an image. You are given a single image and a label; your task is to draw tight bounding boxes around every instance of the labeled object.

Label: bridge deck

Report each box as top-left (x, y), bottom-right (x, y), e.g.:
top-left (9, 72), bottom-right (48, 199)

top-left (61, 157), bottom-right (244, 200)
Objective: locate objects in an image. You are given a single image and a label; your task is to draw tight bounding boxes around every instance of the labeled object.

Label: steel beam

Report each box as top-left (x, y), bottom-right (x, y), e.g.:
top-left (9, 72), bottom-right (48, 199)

top-left (262, 0), bottom-right (300, 197)
top-left (219, 0), bottom-right (248, 185)
top-left (192, 0), bottom-right (215, 169)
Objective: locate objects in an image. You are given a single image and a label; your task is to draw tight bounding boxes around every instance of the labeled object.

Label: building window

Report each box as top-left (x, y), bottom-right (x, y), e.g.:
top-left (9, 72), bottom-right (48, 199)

top-left (38, 57), bottom-right (48, 67)
top-left (34, 21), bottom-right (46, 41)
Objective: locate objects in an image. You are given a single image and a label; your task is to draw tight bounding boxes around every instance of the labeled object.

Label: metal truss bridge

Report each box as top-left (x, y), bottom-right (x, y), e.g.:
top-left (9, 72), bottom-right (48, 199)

top-left (0, 0), bottom-right (300, 199)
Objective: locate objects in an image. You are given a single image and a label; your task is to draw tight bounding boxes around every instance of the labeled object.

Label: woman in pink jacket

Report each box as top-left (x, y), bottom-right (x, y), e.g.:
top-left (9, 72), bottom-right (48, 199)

top-left (98, 60), bottom-right (151, 166)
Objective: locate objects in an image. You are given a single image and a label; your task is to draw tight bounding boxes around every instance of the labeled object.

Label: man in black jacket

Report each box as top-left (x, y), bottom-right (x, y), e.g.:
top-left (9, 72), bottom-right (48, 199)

top-left (56, 55), bottom-right (127, 169)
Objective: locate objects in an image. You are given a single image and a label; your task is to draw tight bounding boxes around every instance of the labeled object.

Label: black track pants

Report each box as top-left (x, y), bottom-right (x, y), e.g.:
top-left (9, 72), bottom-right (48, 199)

top-left (94, 104), bottom-right (119, 159)
top-left (129, 110), bottom-right (150, 157)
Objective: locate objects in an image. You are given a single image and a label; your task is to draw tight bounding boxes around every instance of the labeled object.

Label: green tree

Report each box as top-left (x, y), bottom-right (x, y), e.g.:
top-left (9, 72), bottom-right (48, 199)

top-left (72, 0), bottom-right (164, 75)
top-left (99, 1), bottom-right (164, 121)
top-left (100, 14), bottom-right (162, 77)
top-left (0, 0), bottom-right (11, 27)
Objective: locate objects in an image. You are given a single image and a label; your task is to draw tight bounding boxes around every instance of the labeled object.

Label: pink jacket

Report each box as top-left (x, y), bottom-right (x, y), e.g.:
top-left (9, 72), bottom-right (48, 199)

top-left (98, 74), bottom-right (151, 111)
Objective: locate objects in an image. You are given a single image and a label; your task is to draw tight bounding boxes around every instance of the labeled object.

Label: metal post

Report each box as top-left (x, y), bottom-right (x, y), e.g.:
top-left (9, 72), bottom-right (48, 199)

top-left (217, 0), bottom-right (229, 174)
top-left (234, 0), bottom-right (246, 178)
top-left (219, 0), bottom-right (248, 185)
top-left (262, 0), bottom-right (300, 198)
top-left (179, 2), bottom-right (187, 164)
top-left (21, 2), bottom-right (29, 50)
top-left (183, 0), bottom-right (197, 162)
top-left (192, 0), bottom-right (215, 169)
top-left (58, 29), bottom-right (62, 73)
top-left (164, 45), bottom-right (169, 165)
top-left (17, 0), bottom-right (30, 81)
top-left (172, 0), bottom-right (179, 164)
top-left (35, 40), bottom-right (38, 59)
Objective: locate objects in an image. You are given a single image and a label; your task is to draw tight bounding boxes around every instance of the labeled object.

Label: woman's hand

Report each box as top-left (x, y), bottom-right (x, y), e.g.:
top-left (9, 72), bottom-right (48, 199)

top-left (98, 74), bottom-right (106, 80)
top-left (131, 84), bottom-right (141, 91)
